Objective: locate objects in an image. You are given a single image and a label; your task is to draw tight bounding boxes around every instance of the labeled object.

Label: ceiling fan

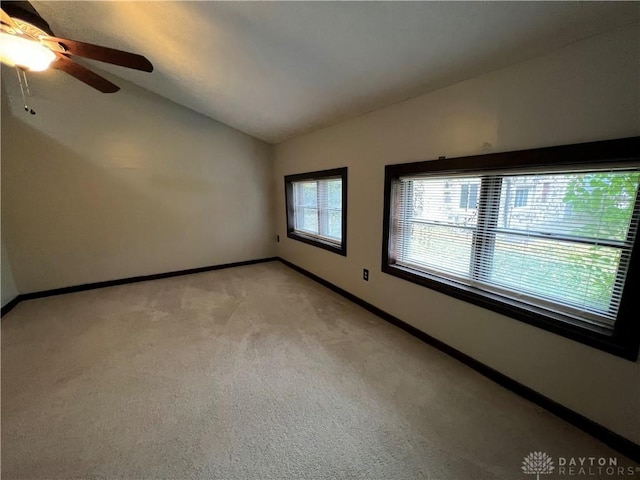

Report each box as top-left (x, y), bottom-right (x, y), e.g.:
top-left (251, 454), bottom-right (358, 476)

top-left (0, 1), bottom-right (153, 100)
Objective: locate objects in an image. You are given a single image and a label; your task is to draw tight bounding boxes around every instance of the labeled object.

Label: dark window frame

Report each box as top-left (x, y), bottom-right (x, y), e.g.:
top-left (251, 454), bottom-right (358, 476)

top-left (285, 167), bottom-right (348, 256)
top-left (381, 137), bottom-right (640, 361)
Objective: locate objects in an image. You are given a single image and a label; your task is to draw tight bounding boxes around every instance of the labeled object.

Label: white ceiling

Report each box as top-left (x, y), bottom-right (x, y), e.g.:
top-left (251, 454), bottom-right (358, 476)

top-left (26, 1), bottom-right (640, 143)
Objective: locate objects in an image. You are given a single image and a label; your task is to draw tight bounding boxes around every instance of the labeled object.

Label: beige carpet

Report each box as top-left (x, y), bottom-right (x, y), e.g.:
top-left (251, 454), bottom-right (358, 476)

top-left (1, 261), bottom-right (629, 479)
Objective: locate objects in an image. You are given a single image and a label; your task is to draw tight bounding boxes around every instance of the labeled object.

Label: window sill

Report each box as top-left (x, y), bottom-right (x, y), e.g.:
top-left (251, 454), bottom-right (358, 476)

top-left (382, 262), bottom-right (639, 361)
top-left (287, 231), bottom-right (346, 256)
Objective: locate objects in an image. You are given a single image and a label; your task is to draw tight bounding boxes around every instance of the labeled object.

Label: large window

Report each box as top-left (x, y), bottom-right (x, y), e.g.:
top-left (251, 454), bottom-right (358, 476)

top-left (285, 167), bottom-right (347, 256)
top-left (382, 137), bottom-right (640, 360)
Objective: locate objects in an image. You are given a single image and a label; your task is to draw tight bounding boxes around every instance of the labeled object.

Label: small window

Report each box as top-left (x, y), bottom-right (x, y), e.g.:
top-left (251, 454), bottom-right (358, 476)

top-left (285, 168), bottom-right (347, 256)
top-left (382, 137), bottom-right (640, 360)
top-left (513, 187), bottom-right (530, 207)
top-left (460, 183), bottom-right (479, 209)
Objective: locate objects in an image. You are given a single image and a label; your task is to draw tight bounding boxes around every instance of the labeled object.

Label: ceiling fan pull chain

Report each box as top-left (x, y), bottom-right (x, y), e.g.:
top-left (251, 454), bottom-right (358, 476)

top-left (14, 67), bottom-right (36, 115)
top-left (15, 66), bottom-right (27, 110)
top-left (22, 70), bottom-right (32, 96)
top-left (22, 70), bottom-right (36, 114)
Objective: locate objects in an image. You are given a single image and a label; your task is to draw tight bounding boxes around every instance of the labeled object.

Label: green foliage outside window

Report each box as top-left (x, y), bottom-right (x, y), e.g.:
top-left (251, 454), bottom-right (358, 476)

top-left (562, 172), bottom-right (639, 308)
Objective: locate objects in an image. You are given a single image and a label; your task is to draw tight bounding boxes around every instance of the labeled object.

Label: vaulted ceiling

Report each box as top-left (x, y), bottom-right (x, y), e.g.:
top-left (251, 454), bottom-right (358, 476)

top-left (21, 1), bottom-right (640, 143)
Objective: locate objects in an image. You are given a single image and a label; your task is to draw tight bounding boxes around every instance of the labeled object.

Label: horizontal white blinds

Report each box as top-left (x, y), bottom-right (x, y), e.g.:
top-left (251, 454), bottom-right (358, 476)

top-left (392, 168), bottom-right (640, 329)
top-left (293, 177), bottom-right (343, 244)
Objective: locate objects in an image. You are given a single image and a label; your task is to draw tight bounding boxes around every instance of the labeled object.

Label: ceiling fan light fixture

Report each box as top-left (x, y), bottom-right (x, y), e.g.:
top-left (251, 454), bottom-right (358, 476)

top-left (0, 32), bottom-right (56, 71)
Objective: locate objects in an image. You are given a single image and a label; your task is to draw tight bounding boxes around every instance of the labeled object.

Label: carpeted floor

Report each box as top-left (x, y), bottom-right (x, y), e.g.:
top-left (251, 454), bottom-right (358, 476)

top-left (1, 261), bottom-right (630, 479)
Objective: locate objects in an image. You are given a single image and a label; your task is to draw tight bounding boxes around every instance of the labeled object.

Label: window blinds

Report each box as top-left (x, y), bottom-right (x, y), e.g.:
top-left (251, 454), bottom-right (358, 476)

top-left (293, 177), bottom-right (343, 244)
top-left (391, 168), bottom-right (640, 329)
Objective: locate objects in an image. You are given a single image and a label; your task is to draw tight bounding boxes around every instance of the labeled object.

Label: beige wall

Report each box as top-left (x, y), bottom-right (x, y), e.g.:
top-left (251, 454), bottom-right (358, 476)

top-left (274, 25), bottom-right (640, 443)
top-left (1, 237), bottom-right (18, 306)
top-left (1, 69), bottom-right (275, 294)
top-left (1, 90), bottom-right (19, 306)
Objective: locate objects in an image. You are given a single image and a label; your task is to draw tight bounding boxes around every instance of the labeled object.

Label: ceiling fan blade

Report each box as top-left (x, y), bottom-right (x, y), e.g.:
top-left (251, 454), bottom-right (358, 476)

top-left (53, 54), bottom-right (120, 93)
top-left (43, 36), bottom-right (153, 72)
top-left (1, 8), bottom-right (19, 31)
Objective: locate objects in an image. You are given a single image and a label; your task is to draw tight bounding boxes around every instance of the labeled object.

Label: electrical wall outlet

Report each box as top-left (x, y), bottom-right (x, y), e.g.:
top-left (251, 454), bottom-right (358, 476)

top-left (363, 269), bottom-right (369, 281)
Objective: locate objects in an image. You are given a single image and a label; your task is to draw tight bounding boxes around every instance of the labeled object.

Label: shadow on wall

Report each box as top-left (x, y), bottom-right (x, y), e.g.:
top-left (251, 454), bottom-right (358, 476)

top-left (1, 114), bottom-right (190, 294)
